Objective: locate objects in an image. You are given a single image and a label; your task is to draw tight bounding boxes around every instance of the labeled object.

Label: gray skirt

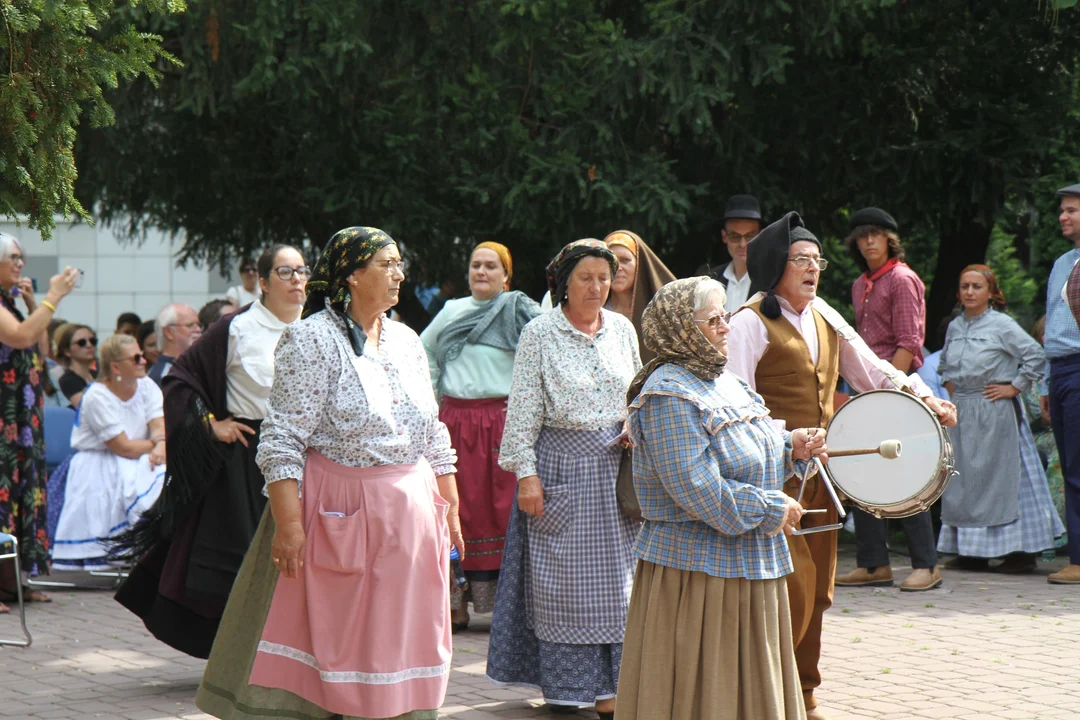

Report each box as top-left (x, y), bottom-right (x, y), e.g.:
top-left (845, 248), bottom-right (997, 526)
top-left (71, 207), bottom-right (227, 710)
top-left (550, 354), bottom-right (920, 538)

top-left (942, 390), bottom-right (1021, 527)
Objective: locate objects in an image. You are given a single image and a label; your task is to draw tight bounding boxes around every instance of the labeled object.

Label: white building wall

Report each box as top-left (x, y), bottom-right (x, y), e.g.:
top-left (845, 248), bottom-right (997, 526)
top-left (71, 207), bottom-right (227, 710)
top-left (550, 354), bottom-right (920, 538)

top-left (0, 218), bottom-right (238, 341)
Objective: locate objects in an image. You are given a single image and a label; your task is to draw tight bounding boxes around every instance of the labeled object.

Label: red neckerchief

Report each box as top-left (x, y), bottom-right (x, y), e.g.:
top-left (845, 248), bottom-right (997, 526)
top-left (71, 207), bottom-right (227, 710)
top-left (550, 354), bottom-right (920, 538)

top-left (857, 257), bottom-right (902, 321)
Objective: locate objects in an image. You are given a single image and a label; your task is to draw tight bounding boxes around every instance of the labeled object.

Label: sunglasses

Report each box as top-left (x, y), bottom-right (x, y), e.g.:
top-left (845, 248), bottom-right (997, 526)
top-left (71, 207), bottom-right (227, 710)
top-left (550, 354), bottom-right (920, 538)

top-left (241, 266), bottom-right (257, 274)
top-left (692, 312), bottom-right (732, 331)
top-left (74, 337), bottom-right (98, 348)
top-left (127, 352), bottom-right (146, 364)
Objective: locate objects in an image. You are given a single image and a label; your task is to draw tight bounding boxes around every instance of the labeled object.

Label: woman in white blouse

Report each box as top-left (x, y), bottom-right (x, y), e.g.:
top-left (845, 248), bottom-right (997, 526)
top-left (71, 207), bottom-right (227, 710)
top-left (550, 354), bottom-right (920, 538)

top-left (196, 227), bottom-right (462, 720)
top-left (113, 244), bottom-right (307, 659)
top-left (51, 334), bottom-right (166, 571)
top-left (487, 239), bottom-right (642, 719)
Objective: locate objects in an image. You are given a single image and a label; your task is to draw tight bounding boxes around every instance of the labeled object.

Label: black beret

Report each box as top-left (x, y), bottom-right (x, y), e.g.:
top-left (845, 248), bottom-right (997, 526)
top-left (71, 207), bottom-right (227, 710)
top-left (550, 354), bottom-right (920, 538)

top-left (724, 194), bottom-right (762, 221)
top-left (849, 207), bottom-right (898, 232)
top-left (1057, 183), bottom-right (1080, 197)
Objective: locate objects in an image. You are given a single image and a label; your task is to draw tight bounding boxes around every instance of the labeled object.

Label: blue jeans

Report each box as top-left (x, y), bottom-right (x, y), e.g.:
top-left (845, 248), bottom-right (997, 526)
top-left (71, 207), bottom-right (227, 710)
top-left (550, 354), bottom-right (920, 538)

top-left (1050, 354), bottom-right (1080, 565)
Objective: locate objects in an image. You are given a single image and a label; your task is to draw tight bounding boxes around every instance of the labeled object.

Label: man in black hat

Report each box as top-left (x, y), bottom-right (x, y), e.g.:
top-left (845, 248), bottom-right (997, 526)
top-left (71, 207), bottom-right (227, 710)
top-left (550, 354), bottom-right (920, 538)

top-left (834, 208), bottom-right (941, 592)
top-left (1042, 183), bottom-right (1080, 585)
top-left (708, 194), bottom-right (762, 313)
top-left (726, 212), bottom-right (957, 718)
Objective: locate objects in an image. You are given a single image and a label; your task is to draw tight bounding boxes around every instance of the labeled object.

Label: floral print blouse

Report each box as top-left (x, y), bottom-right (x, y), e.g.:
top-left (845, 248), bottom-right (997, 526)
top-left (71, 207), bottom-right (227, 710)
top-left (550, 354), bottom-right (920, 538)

top-left (499, 308), bottom-right (642, 479)
top-left (257, 305), bottom-right (457, 491)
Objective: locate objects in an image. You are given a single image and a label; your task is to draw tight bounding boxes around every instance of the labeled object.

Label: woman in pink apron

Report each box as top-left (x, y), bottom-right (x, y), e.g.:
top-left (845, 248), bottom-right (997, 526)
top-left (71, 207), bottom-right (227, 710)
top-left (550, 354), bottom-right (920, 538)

top-left (196, 227), bottom-right (464, 720)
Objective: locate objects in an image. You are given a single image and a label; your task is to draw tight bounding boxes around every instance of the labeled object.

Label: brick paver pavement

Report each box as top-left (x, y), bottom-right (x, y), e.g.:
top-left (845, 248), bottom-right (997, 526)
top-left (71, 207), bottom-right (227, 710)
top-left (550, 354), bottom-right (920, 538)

top-left (2, 548), bottom-right (1079, 719)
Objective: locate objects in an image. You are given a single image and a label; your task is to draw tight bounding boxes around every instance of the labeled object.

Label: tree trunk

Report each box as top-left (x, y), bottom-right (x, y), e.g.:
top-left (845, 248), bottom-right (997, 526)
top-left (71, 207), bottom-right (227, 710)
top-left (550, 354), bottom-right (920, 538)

top-left (925, 218), bottom-right (992, 351)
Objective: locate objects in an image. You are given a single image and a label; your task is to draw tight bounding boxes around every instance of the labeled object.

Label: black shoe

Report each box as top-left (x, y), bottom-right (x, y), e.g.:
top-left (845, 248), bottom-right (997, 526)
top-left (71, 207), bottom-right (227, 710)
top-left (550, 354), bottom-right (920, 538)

top-left (943, 555), bottom-right (989, 571)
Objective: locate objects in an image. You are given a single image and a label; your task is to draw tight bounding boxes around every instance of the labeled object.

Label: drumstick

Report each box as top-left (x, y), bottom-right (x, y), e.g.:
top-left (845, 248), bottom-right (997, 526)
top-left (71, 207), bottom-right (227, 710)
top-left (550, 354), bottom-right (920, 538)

top-left (828, 440), bottom-right (902, 459)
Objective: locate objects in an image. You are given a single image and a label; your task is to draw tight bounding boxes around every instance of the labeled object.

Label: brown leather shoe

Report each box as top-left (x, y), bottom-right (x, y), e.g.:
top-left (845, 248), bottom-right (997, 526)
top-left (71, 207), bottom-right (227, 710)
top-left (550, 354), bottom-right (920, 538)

top-left (806, 707), bottom-right (831, 720)
top-left (834, 566), bottom-right (894, 587)
top-left (900, 567), bottom-right (943, 592)
top-left (1048, 564), bottom-right (1080, 584)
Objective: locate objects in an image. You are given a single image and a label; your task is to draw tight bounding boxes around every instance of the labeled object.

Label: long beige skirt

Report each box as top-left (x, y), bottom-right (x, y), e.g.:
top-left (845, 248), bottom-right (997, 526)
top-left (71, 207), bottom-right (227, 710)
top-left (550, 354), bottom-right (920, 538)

top-left (616, 561), bottom-right (804, 720)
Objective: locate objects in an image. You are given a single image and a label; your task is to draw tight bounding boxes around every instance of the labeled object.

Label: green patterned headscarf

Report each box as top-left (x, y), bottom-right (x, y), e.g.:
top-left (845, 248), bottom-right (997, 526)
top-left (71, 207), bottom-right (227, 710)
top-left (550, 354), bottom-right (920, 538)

top-left (302, 226), bottom-right (396, 320)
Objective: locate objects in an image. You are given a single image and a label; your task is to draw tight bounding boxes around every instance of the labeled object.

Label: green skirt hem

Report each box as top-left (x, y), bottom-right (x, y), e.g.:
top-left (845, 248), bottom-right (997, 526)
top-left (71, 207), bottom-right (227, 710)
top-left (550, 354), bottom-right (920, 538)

top-left (194, 506), bottom-right (439, 720)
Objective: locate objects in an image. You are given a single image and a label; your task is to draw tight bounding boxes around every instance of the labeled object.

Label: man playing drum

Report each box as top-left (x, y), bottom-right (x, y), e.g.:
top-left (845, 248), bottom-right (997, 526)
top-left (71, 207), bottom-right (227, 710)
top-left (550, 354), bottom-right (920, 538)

top-left (726, 211), bottom-right (957, 720)
top-left (835, 208), bottom-right (941, 592)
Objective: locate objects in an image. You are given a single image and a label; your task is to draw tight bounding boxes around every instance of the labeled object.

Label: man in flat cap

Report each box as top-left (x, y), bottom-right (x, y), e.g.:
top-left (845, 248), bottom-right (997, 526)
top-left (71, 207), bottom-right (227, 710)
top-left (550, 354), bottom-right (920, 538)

top-left (834, 208), bottom-right (941, 592)
top-left (709, 194), bottom-right (762, 314)
top-left (726, 212), bottom-right (956, 718)
top-left (1042, 183), bottom-right (1080, 585)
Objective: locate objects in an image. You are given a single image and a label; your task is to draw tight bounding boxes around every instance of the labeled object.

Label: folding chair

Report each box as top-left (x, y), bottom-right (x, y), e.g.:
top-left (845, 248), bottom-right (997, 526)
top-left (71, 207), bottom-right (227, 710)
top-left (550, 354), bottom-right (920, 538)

top-left (0, 532), bottom-right (32, 647)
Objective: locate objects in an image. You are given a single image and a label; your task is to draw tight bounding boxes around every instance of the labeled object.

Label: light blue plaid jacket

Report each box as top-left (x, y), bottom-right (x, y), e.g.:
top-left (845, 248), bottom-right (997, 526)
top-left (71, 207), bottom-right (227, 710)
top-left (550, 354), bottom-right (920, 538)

top-left (627, 364), bottom-right (796, 580)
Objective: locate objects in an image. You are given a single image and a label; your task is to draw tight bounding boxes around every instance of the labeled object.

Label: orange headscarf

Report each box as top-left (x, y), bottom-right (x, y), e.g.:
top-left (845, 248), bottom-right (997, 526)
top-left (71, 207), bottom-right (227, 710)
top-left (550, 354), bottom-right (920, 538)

top-left (474, 241), bottom-right (513, 290)
top-left (604, 231), bottom-right (639, 256)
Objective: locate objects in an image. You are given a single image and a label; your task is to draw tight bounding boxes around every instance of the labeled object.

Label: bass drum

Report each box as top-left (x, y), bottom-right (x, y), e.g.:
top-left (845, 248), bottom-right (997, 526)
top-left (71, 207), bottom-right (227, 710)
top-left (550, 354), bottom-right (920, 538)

top-left (826, 389), bottom-right (955, 518)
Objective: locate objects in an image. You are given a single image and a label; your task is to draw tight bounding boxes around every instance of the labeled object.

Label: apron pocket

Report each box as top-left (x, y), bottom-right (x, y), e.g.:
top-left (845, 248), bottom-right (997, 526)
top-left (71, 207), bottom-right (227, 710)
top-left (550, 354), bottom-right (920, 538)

top-left (528, 485), bottom-right (572, 537)
top-left (311, 505), bottom-right (367, 574)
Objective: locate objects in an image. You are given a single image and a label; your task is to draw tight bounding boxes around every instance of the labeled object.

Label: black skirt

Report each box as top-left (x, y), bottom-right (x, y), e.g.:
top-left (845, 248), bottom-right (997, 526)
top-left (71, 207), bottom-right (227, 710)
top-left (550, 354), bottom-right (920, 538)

top-left (115, 419), bottom-right (266, 659)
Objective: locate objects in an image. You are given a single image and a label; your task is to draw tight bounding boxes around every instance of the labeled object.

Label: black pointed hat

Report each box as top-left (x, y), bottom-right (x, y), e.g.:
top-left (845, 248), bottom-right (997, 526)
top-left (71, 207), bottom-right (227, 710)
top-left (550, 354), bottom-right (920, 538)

top-left (746, 211), bottom-right (820, 297)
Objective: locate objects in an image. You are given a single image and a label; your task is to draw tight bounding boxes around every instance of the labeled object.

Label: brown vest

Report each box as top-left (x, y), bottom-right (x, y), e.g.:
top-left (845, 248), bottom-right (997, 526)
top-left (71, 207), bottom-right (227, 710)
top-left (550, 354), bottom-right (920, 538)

top-left (744, 299), bottom-right (841, 430)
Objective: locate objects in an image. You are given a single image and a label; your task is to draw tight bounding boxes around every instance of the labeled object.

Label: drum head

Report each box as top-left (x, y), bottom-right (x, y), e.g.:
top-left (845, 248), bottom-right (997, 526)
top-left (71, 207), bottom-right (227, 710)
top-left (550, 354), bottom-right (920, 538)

top-left (827, 390), bottom-right (944, 507)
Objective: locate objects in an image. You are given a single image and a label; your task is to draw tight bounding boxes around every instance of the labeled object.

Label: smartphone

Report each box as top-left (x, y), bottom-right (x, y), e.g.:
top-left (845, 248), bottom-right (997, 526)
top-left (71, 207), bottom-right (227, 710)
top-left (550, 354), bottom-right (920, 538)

top-left (31, 278), bottom-right (37, 293)
top-left (73, 270), bottom-right (84, 288)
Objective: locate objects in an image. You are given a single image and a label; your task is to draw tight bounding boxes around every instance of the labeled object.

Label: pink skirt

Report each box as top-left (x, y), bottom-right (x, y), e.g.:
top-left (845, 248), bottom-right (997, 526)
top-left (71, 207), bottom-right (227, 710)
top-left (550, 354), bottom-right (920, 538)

top-left (248, 451), bottom-right (452, 717)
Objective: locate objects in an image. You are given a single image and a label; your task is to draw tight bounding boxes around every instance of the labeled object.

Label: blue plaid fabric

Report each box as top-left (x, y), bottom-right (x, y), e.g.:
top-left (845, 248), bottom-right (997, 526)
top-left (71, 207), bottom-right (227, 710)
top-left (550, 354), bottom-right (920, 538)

top-left (1041, 248), bottom-right (1080, 394)
top-left (627, 365), bottom-right (795, 580)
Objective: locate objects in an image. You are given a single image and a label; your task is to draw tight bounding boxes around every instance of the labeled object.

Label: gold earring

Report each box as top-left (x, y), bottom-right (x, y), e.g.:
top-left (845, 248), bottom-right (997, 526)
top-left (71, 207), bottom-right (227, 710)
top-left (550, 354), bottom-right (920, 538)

top-left (350, 279), bottom-right (358, 286)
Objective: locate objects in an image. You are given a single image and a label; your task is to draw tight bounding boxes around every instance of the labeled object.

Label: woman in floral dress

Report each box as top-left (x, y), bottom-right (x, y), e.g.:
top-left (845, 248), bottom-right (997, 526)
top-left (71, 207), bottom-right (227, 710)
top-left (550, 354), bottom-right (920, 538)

top-left (0, 232), bottom-right (80, 613)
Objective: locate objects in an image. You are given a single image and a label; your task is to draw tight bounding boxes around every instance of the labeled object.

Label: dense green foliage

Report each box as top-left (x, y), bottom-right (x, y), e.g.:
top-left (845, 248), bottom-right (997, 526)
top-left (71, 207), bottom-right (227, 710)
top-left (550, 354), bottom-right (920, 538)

top-left (15, 0), bottom-right (1079, 340)
top-left (0, 0), bottom-right (183, 239)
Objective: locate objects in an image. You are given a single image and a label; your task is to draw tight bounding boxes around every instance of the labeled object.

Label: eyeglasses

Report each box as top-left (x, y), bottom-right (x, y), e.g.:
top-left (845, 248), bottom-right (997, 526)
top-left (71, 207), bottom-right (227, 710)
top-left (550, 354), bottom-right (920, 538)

top-left (74, 337), bottom-right (98, 348)
top-left (788, 256), bottom-right (829, 271)
top-left (725, 231), bottom-right (758, 244)
top-left (274, 265), bottom-right (311, 281)
top-left (240, 266), bottom-right (257, 274)
top-left (693, 312), bottom-right (732, 331)
top-left (126, 352), bottom-right (146, 365)
top-left (6, 254), bottom-right (25, 267)
top-left (375, 259), bottom-right (407, 276)
top-left (168, 321), bottom-right (201, 332)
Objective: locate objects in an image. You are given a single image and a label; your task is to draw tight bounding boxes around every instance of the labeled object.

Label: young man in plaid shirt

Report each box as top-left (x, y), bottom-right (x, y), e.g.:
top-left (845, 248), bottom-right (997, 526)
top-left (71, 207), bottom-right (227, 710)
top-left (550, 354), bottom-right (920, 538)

top-left (833, 208), bottom-right (942, 593)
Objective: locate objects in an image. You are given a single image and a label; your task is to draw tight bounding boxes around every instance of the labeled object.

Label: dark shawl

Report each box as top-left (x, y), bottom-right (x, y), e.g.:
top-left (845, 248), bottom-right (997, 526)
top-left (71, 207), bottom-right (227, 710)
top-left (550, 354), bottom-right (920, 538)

top-left (434, 290), bottom-right (540, 368)
top-left (108, 307), bottom-right (244, 559)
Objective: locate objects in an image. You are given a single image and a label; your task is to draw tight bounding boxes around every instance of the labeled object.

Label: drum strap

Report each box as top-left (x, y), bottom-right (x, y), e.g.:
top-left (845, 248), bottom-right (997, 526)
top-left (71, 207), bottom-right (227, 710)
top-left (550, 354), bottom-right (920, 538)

top-left (739, 292), bottom-right (913, 394)
top-left (809, 298), bottom-right (913, 394)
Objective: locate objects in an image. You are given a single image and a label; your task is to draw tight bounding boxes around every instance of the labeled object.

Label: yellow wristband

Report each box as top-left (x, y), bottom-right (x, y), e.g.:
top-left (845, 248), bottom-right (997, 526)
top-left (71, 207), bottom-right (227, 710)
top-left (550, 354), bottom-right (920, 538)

top-left (40, 300), bottom-right (57, 313)
top-left (203, 412), bottom-right (216, 424)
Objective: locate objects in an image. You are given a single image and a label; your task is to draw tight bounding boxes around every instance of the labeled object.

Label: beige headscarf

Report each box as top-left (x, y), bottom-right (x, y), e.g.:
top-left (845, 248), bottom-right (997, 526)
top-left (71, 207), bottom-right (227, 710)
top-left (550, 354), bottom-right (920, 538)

top-left (627, 277), bottom-right (728, 403)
